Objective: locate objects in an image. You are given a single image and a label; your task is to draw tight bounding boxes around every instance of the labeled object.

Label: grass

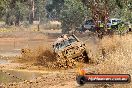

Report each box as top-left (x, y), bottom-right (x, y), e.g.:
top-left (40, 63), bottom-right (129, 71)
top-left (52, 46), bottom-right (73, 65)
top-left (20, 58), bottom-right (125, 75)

top-left (0, 21), bottom-right (61, 33)
top-left (95, 34), bottom-right (132, 88)
top-left (97, 34), bottom-right (132, 73)
top-left (79, 34), bottom-right (132, 88)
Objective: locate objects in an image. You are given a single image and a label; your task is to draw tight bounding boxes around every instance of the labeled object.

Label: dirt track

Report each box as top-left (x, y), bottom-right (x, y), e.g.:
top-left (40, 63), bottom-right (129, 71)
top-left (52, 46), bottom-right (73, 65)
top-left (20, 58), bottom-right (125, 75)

top-left (0, 30), bottom-right (132, 88)
top-left (0, 67), bottom-right (110, 88)
top-left (0, 31), bottom-right (100, 88)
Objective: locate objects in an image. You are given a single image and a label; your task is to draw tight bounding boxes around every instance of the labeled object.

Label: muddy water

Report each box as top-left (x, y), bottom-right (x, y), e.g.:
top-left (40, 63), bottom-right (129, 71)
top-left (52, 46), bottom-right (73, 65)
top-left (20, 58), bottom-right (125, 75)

top-left (0, 59), bottom-right (9, 64)
top-left (0, 49), bottom-right (21, 57)
top-left (0, 69), bottom-right (44, 83)
top-left (0, 58), bottom-right (45, 84)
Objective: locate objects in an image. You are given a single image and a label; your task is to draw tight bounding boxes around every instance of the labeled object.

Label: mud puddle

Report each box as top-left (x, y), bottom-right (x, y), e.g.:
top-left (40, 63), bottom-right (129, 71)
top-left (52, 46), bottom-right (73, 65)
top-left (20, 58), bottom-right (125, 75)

top-left (0, 49), bottom-right (21, 57)
top-left (0, 69), bottom-right (45, 84)
top-left (0, 59), bottom-right (10, 64)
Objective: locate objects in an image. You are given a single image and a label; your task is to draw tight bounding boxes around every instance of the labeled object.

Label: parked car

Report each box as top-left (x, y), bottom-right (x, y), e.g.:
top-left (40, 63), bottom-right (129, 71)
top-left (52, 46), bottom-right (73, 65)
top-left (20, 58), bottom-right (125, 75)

top-left (83, 20), bottom-right (95, 30)
top-left (107, 18), bottom-right (121, 29)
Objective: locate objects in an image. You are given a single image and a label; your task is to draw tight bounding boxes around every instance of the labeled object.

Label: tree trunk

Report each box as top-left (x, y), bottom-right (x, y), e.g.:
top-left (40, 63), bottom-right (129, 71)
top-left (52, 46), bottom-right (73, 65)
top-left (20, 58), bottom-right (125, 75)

top-left (5, 11), bottom-right (10, 25)
top-left (104, 0), bottom-right (109, 32)
top-left (15, 11), bottom-right (20, 26)
top-left (29, 0), bottom-right (34, 24)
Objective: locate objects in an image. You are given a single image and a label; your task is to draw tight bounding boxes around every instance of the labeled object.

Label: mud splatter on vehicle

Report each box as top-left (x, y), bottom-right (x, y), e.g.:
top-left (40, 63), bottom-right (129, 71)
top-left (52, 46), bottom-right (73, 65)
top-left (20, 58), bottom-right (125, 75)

top-left (53, 34), bottom-right (89, 69)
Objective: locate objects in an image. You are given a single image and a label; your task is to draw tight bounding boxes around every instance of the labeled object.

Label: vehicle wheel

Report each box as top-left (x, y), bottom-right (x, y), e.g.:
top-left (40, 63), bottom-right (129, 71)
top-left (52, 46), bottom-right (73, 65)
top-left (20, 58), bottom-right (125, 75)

top-left (76, 75), bottom-right (86, 85)
top-left (56, 55), bottom-right (76, 69)
top-left (129, 28), bottom-right (131, 32)
top-left (83, 51), bottom-right (89, 63)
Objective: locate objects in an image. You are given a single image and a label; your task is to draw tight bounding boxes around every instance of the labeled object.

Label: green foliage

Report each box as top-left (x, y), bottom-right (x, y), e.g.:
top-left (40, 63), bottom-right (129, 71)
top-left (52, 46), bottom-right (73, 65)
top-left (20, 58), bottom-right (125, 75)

top-left (35, 0), bottom-right (47, 22)
top-left (0, 0), bottom-right (131, 30)
top-left (0, 0), bottom-right (47, 25)
top-left (0, 0), bottom-right (29, 25)
top-left (46, 0), bottom-right (64, 19)
top-left (59, 0), bottom-right (89, 33)
top-left (117, 22), bottom-right (129, 34)
top-left (15, 1), bottom-right (29, 20)
top-left (0, 0), bottom-right (9, 17)
top-left (116, 0), bottom-right (123, 9)
top-left (111, 0), bottom-right (132, 22)
top-left (46, 0), bottom-right (89, 33)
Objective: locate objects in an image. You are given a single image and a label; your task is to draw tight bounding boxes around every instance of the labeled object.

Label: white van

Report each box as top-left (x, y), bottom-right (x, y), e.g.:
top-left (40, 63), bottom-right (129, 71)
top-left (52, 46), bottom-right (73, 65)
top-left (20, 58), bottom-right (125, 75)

top-left (107, 18), bottom-right (121, 28)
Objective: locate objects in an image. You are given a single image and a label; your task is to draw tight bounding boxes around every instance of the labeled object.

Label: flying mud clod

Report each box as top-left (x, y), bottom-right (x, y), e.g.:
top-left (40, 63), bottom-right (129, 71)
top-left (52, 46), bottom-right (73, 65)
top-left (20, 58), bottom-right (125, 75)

top-left (53, 34), bottom-right (89, 69)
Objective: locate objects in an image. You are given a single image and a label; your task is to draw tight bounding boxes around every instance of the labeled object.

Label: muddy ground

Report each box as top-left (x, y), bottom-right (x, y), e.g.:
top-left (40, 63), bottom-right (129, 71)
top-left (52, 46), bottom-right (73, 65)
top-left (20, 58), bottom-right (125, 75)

top-left (0, 29), bottom-right (132, 88)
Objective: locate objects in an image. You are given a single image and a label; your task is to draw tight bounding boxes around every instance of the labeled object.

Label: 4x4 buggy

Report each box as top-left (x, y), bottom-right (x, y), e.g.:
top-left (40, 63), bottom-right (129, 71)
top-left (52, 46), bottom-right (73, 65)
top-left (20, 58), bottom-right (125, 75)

top-left (53, 34), bottom-right (89, 68)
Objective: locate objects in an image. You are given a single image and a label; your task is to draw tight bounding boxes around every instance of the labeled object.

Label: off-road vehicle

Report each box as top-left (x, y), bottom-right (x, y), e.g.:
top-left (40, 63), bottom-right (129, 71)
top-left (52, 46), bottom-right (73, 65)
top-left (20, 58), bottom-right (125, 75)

top-left (53, 34), bottom-right (89, 68)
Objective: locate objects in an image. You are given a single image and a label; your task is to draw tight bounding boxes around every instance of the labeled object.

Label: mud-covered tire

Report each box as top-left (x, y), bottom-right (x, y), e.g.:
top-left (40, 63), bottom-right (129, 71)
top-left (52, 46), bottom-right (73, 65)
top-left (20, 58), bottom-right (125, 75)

top-left (76, 75), bottom-right (86, 85)
top-left (82, 51), bottom-right (89, 63)
top-left (129, 28), bottom-right (131, 32)
top-left (55, 56), bottom-right (76, 69)
top-left (55, 50), bottom-right (89, 69)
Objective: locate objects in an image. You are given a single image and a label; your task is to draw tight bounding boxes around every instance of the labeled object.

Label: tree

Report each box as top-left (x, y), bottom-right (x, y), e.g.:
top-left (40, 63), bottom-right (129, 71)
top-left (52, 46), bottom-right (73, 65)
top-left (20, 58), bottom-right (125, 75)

top-left (0, 0), bottom-right (28, 25)
top-left (59, 0), bottom-right (89, 33)
top-left (81, 0), bottom-right (117, 33)
top-left (0, 0), bottom-right (12, 25)
top-left (28, 0), bottom-right (35, 24)
top-left (116, 0), bottom-right (132, 22)
top-left (0, 0), bottom-right (47, 25)
top-left (46, 0), bottom-right (64, 20)
top-left (35, 0), bottom-right (47, 23)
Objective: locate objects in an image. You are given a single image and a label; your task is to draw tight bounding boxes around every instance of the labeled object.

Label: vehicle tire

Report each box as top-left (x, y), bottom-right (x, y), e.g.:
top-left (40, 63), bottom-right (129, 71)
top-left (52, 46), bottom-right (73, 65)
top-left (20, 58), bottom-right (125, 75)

top-left (83, 51), bottom-right (89, 63)
top-left (76, 75), bottom-right (86, 85)
top-left (129, 28), bottom-right (131, 32)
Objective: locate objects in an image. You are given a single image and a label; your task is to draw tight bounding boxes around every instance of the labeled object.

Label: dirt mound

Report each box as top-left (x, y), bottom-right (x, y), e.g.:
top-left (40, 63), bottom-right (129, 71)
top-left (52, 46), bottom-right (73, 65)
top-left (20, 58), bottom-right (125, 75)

top-left (20, 46), bottom-right (76, 69)
top-left (20, 44), bottom-right (89, 69)
top-left (36, 49), bottom-right (57, 67)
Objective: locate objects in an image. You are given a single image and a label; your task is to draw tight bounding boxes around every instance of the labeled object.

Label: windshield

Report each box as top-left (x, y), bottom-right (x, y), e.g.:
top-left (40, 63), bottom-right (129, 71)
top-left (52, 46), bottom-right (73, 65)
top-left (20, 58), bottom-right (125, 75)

top-left (54, 36), bottom-right (77, 50)
top-left (85, 20), bottom-right (94, 25)
top-left (68, 36), bottom-right (77, 44)
top-left (112, 20), bottom-right (117, 22)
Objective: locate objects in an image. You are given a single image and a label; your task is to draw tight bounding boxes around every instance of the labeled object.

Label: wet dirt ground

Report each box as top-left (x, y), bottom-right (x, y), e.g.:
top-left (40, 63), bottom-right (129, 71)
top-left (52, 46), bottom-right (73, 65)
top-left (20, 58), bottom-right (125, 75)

top-left (0, 30), bottom-right (132, 88)
top-left (0, 30), bottom-right (100, 88)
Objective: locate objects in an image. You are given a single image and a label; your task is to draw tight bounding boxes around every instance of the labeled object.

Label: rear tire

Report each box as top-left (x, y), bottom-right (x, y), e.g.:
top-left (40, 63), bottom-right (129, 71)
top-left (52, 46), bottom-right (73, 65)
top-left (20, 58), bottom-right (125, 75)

top-left (83, 51), bottom-right (89, 63)
top-left (129, 28), bottom-right (131, 32)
